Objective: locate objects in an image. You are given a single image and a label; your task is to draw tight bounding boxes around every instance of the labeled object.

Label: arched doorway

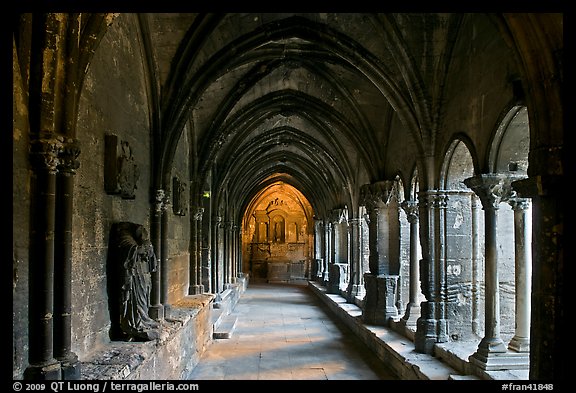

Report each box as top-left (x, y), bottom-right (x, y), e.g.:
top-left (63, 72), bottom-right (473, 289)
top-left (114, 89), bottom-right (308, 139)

top-left (242, 181), bottom-right (314, 283)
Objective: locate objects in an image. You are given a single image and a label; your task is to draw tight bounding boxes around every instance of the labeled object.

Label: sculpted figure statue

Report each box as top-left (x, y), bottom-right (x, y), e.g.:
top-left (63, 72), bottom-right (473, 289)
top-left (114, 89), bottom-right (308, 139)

top-left (109, 222), bottom-right (160, 341)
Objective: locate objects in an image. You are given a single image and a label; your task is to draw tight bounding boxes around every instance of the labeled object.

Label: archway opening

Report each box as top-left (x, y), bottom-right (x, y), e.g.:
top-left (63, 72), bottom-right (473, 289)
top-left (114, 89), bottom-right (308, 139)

top-left (242, 181), bottom-right (314, 283)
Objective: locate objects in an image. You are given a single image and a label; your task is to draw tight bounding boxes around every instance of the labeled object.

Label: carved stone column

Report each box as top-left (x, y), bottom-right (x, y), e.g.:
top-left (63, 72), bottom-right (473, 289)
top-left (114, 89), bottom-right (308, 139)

top-left (508, 198), bottom-right (532, 353)
top-left (161, 191), bottom-right (171, 316)
top-left (189, 207), bottom-right (204, 295)
top-left (360, 181), bottom-right (400, 325)
top-left (313, 219), bottom-right (324, 282)
top-left (212, 215), bottom-right (223, 298)
top-left (149, 189), bottom-right (164, 320)
top-left (414, 191), bottom-right (449, 353)
top-left (328, 208), bottom-right (348, 293)
top-left (200, 193), bottom-right (212, 293)
top-left (465, 174), bottom-right (527, 370)
top-left (24, 133), bottom-right (63, 380)
top-left (346, 218), bottom-right (363, 300)
top-left (54, 139), bottom-right (81, 379)
top-left (400, 200), bottom-right (420, 327)
top-left (513, 169), bottom-right (563, 379)
top-left (323, 222), bottom-right (332, 285)
top-left (234, 224), bottom-right (241, 279)
top-left (471, 194), bottom-right (482, 336)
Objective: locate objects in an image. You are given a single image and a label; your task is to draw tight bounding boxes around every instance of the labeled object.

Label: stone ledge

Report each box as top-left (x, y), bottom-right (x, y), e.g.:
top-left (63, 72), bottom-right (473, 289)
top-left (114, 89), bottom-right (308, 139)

top-left (308, 281), bottom-right (519, 381)
top-left (80, 294), bottom-right (214, 380)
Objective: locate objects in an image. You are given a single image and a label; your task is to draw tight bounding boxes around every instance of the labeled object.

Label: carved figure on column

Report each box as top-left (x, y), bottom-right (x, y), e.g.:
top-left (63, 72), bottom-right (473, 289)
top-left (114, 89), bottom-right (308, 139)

top-left (108, 222), bottom-right (160, 341)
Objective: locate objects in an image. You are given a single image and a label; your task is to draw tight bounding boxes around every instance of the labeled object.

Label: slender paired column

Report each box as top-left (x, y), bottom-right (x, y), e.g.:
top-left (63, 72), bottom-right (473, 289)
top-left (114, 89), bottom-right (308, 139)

top-left (149, 189), bottom-right (164, 320)
top-left (200, 196), bottom-right (212, 293)
top-left (24, 133), bottom-right (63, 380)
top-left (346, 218), bottom-right (364, 300)
top-left (313, 220), bottom-right (325, 281)
top-left (212, 215), bottom-right (224, 297)
top-left (53, 139), bottom-right (81, 379)
top-left (414, 191), bottom-right (449, 352)
top-left (400, 200), bottom-right (420, 326)
top-left (160, 191), bottom-right (171, 316)
top-left (360, 181), bottom-right (400, 325)
top-left (328, 209), bottom-right (348, 294)
top-left (508, 198), bottom-right (531, 353)
top-left (465, 174), bottom-right (527, 370)
top-left (189, 207), bottom-right (204, 295)
top-left (470, 194), bottom-right (482, 336)
top-left (322, 222), bottom-right (332, 284)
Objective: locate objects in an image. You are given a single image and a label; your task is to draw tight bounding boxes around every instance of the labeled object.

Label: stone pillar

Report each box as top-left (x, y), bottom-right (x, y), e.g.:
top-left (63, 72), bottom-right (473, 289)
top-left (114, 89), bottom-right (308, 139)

top-left (513, 170), bottom-right (563, 379)
top-left (212, 216), bottom-right (223, 296)
top-left (346, 218), bottom-right (364, 300)
top-left (328, 209), bottom-right (348, 292)
top-left (223, 220), bottom-right (230, 287)
top-left (25, 133), bottom-right (63, 380)
top-left (508, 198), bottom-right (531, 353)
top-left (400, 201), bottom-right (420, 327)
top-left (54, 139), bottom-right (81, 379)
top-left (471, 194), bottom-right (482, 336)
top-left (465, 174), bottom-right (527, 370)
top-left (323, 222), bottom-right (332, 285)
top-left (189, 207), bottom-right (204, 295)
top-left (234, 224), bottom-right (241, 280)
top-left (160, 191), bottom-right (171, 316)
top-left (201, 193), bottom-right (212, 293)
top-left (360, 181), bottom-right (400, 325)
top-left (314, 220), bottom-right (324, 282)
top-left (149, 190), bottom-right (164, 320)
top-left (414, 191), bottom-right (449, 353)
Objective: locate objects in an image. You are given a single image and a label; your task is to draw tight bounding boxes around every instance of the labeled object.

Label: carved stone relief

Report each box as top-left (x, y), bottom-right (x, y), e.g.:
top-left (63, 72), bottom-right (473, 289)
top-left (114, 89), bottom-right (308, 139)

top-left (105, 134), bottom-right (140, 199)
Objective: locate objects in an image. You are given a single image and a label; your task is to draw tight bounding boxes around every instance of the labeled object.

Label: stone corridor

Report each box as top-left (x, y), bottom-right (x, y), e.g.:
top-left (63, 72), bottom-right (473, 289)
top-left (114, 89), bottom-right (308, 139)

top-left (186, 282), bottom-right (397, 380)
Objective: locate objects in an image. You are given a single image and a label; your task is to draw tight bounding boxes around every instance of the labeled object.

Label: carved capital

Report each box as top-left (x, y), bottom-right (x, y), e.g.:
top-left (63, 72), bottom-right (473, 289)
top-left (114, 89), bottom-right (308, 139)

top-left (192, 206), bottom-right (204, 221)
top-left (360, 180), bottom-right (397, 209)
top-left (331, 207), bottom-right (348, 224)
top-left (348, 218), bottom-right (361, 227)
top-left (58, 138), bottom-right (81, 174)
top-left (30, 132), bottom-right (63, 174)
top-left (400, 200), bottom-right (419, 224)
top-left (162, 190), bottom-right (171, 211)
top-left (508, 197), bottom-right (531, 211)
top-left (464, 174), bottom-right (521, 210)
top-left (154, 189), bottom-right (165, 213)
top-left (430, 192), bottom-right (448, 209)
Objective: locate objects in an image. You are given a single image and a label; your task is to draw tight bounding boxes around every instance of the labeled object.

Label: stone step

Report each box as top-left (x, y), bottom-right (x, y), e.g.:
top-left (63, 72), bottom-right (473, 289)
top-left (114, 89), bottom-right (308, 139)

top-left (213, 314), bottom-right (238, 339)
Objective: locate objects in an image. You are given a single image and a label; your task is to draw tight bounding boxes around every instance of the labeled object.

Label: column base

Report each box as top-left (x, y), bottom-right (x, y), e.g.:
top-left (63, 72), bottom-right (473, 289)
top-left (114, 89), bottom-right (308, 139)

top-left (347, 283), bottom-right (365, 299)
top-left (508, 336), bottom-right (530, 353)
top-left (401, 303), bottom-right (421, 327)
top-left (148, 304), bottom-right (164, 320)
top-left (362, 274), bottom-right (399, 325)
top-left (188, 284), bottom-right (204, 295)
top-left (414, 301), bottom-right (448, 353)
top-left (60, 358), bottom-right (81, 380)
top-left (164, 304), bottom-right (173, 319)
top-left (24, 361), bottom-right (61, 380)
top-left (469, 349), bottom-right (530, 371)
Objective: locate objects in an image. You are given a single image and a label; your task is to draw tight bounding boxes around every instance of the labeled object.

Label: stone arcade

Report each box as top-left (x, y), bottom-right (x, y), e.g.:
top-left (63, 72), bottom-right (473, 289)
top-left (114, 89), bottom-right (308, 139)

top-left (12, 13), bottom-right (564, 381)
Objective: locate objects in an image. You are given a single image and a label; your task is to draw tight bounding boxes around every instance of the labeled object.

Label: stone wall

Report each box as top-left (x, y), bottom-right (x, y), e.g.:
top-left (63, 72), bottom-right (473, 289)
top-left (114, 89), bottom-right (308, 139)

top-left (81, 295), bottom-right (214, 380)
top-left (72, 14), bottom-right (153, 358)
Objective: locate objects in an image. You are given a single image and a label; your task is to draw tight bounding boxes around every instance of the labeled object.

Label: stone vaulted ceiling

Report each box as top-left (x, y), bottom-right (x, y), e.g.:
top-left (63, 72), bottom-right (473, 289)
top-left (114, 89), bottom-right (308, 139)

top-left (143, 13), bottom-right (463, 219)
